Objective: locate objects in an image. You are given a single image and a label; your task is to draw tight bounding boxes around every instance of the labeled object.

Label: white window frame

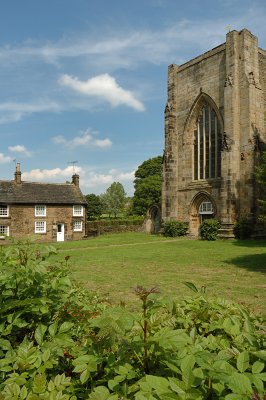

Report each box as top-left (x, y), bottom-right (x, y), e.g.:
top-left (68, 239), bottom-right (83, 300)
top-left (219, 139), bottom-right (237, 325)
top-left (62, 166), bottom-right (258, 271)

top-left (0, 205), bottom-right (9, 217)
top-left (73, 221), bottom-right (83, 232)
top-left (35, 221), bottom-right (46, 233)
top-left (35, 205), bottom-right (46, 217)
top-left (199, 201), bottom-right (213, 214)
top-left (73, 205), bottom-right (83, 216)
top-left (0, 225), bottom-right (9, 237)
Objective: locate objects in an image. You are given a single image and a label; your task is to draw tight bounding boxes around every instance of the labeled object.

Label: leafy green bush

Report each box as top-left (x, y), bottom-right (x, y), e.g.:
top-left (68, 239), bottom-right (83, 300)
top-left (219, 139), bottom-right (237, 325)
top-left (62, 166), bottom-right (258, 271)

top-left (164, 221), bottom-right (188, 237)
top-left (233, 218), bottom-right (254, 239)
top-left (199, 218), bottom-right (221, 240)
top-left (0, 241), bottom-right (265, 399)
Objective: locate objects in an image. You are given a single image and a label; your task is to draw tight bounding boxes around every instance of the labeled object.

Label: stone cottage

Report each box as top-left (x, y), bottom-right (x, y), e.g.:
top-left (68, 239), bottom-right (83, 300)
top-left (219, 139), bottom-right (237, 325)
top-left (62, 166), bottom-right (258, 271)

top-left (0, 163), bottom-right (87, 241)
top-left (162, 29), bottom-right (266, 236)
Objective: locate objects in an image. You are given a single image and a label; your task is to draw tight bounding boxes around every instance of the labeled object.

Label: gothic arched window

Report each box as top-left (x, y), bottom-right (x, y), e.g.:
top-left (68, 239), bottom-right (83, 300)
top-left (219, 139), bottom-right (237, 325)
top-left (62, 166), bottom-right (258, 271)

top-left (193, 103), bottom-right (222, 180)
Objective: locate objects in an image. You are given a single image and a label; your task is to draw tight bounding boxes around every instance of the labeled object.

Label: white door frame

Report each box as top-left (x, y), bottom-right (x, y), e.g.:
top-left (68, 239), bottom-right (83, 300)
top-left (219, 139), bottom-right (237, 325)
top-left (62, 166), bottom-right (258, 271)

top-left (57, 223), bottom-right (65, 242)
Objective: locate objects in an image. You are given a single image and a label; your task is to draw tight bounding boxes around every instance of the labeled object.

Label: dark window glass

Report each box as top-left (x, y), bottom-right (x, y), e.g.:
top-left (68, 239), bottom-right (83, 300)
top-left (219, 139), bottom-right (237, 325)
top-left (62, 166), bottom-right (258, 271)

top-left (194, 130), bottom-right (198, 180)
top-left (194, 103), bottom-right (221, 180)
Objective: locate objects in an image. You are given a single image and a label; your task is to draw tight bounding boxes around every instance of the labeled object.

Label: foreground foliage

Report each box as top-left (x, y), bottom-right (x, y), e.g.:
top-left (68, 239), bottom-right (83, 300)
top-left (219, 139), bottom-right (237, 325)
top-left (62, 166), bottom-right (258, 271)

top-left (255, 151), bottom-right (266, 223)
top-left (233, 218), bottom-right (254, 240)
top-left (199, 219), bottom-right (221, 241)
top-left (0, 240), bottom-right (265, 399)
top-left (164, 221), bottom-right (188, 237)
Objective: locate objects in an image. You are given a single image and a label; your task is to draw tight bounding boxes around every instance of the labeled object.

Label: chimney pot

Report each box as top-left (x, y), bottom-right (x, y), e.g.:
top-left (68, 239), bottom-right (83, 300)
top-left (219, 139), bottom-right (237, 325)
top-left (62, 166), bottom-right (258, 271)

top-left (14, 163), bottom-right (22, 184)
top-left (72, 174), bottom-right (79, 187)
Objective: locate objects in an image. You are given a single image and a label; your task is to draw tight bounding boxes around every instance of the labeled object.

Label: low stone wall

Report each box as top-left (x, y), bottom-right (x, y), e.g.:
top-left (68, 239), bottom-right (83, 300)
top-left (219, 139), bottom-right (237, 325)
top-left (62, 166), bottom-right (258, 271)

top-left (86, 219), bottom-right (144, 236)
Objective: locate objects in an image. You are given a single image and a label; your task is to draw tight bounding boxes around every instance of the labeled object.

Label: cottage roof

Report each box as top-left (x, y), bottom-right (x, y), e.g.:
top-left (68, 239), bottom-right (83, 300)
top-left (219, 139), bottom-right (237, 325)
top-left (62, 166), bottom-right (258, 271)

top-left (0, 180), bottom-right (87, 205)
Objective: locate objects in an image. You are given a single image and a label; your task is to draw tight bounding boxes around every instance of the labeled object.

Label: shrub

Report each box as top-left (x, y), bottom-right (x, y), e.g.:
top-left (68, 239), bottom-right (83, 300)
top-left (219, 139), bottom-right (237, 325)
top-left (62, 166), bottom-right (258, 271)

top-left (1, 241), bottom-right (265, 400)
top-left (164, 221), bottom-right (188, 237)
top-left (199, 218), bottom-right (221, 240)
top-left (233, 217), bottom-right (254, 239)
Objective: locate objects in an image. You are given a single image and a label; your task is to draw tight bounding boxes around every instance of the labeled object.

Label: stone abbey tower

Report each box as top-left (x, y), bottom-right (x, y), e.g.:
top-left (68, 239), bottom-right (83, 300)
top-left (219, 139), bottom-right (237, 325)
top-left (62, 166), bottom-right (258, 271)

top-left (162, 29), bottom-right (266, 236)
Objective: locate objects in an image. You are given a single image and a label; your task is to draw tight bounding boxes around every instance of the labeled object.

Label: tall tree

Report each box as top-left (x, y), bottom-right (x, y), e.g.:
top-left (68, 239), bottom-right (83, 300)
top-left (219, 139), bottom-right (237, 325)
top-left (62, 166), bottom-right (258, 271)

top-left (255, 151), bottom-right (266, 222)
top-left (101, 182), bottom-right (127, 218)
top-left (85, 193), bottom-right (103, 220)
top-left (132, 156), bottom-right (163, 215)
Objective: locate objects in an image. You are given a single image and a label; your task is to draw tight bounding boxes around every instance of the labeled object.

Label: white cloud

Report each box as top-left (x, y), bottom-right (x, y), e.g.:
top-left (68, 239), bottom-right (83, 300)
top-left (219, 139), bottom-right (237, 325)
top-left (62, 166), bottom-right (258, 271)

top-left (21, 165), bottom-right (135, 195)
top-left (59, 74), bottom-right (145, 111)
top-left (109, 169), bottom-right (135, 181)
top-left (22, 166), bottom-right (83, 181)
top-left (80, 168), bottom-right (135, 195)
top-left (0, 101), bottom-right (61, 125)
top-left (8, 145), bottom-right (32, 157)
top-left (52, 129), bottom-right (112, 149)
top-left (0, 153), bottom-right (12, 164)
top-left (1, 8), bottom-right (265, 69)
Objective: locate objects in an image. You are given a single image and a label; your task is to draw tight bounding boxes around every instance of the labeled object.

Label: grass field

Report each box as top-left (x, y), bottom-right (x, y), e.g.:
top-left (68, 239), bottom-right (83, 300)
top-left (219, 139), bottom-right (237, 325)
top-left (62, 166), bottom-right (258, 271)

top-left (51, 232), bottom-right (266, 314)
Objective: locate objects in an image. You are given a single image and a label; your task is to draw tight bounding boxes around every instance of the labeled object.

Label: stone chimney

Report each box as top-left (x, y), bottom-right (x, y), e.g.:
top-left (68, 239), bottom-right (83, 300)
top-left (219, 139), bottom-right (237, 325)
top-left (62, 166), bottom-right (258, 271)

top-left (72, 174), bottom-right (79, 187)
top-left (14, 163), bottom-right (22, 184)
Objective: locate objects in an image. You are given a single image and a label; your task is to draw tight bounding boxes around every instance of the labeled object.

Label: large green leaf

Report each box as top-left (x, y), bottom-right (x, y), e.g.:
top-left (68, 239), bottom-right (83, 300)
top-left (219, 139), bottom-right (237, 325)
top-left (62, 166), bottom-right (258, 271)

top-left (236, 351), bottom-right (249, 373)
top-left (34, 324), bottom-right (47, 345)
top-left (180, 355), bottom-right (195, 389)
top-left (183, 282), bottom-right (199, 293)
top-left (227, 372), bottom-right (252, 395)
top-left (58, 321), bottom-right (74, 333)
top-left (88, 386), bottom-right (118, 400)
top-left (153, 327), bottom-right (190, 350)
top-left (252, 360), bottom-right (264, 374)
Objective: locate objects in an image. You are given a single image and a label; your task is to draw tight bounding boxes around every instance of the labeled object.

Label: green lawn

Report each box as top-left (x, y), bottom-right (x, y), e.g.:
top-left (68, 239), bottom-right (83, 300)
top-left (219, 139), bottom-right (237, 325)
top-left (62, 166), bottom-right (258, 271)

top-left (52, 232), bottom-right (266, 314)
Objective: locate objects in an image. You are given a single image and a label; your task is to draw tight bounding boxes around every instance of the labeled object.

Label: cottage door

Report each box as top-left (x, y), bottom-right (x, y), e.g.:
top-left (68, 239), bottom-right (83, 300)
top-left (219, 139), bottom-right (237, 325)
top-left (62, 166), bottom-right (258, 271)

top-left (57, 223), bottom-right (65, 241)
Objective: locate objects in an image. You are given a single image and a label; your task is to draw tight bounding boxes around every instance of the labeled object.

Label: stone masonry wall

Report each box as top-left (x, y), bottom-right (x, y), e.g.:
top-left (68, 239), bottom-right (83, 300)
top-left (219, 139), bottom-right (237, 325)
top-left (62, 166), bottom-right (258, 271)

top-left (163, 43), bottom-right (226, 227)
top-left (8, 204), bottom-right (85, 242)
top-left (162, 29), bottom-right (266, 236)
top-left (259, 49), bottom-right (266, 140)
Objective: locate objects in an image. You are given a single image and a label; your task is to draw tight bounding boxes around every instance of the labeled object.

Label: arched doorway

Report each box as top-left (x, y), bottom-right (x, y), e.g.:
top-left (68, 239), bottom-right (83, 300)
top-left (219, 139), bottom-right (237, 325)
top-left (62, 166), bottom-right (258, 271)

top-left (145, 204), bottom-right (161, 233)
top-left (190, 193), bottom-right (216, 235)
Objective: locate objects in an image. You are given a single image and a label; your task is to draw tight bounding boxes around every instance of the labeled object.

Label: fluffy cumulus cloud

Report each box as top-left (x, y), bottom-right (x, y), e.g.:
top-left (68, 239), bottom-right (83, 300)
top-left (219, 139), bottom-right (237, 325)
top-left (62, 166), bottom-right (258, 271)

top-left (22, 166), bottom-right (84, 181)
top-left (21, 164), bottom-right (135, 194)
top-left (58, 74), bottom-right (145, 111)
top-left (0, 153), bottom-right (12, 164)
top-left (52, 129), bottom-right (112, 149)
top-left (80, 168), bottom-right (135, 194)
top-left (8, 145), bottom-right (32, 157)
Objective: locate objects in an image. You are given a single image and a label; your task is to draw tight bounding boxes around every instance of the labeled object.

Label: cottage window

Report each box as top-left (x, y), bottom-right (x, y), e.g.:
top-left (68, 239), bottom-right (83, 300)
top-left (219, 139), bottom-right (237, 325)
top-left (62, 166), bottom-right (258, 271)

top-left (35, 221), bottom-right (46, 233)
top-left (35, 205), bottom-right (46, 217)
top-left (73, 221), bottom-right (82, 232)
top-left (0, 205), bottom-right (9, 217)
top-left (73, 205), bottom-right (83, 216)
top-left (194, 103), bottom-right (222, 180)
top-left (0, 226), bottom-right (9, 236)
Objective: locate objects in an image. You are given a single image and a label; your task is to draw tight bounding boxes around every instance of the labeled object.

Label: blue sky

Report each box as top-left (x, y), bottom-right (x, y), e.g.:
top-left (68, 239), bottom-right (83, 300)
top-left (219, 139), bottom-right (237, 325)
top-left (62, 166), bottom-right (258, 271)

top-left (1, 0), bottom-right (266, 195)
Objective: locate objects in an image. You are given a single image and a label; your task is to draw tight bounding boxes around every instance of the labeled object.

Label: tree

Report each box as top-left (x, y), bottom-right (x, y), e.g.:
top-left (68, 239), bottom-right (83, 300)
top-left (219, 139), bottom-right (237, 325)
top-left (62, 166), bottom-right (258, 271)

top-left (132, 156), bottom-right (163, 215)
top-left (85, 193), bottom-right (103, 220)
top-left (255, 151), bottom-right (266, 222)
top-left (101, 182), bottom-right (127, 218)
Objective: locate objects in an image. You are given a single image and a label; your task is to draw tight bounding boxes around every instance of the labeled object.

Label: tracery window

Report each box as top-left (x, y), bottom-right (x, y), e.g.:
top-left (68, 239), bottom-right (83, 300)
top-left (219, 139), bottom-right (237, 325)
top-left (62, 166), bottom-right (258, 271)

top-left (193, 103), bottom-right (222, 180)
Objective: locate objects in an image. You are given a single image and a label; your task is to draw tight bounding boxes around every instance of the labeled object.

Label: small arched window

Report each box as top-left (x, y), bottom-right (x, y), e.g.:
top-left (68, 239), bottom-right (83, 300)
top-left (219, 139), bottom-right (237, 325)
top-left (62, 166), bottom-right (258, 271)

top-left (194, 103), bottom-right (222, 180)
